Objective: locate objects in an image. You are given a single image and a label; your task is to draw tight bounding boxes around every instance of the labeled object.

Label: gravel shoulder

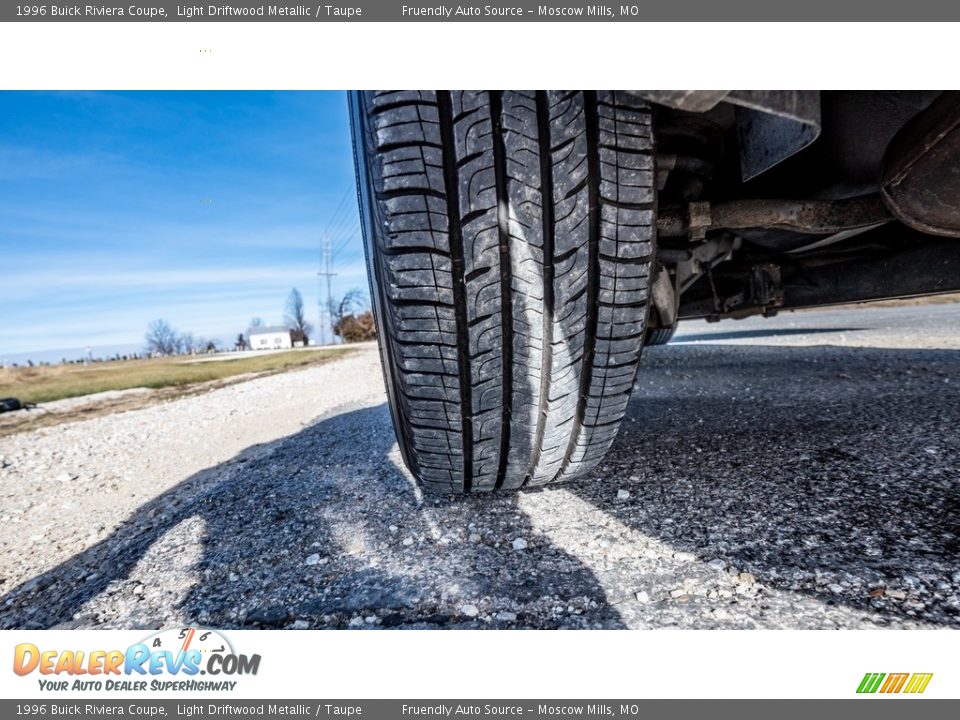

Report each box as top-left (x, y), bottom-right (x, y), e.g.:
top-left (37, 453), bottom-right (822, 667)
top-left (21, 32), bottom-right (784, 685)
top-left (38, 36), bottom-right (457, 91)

top-left (1, 305), bottom-right (958, 630)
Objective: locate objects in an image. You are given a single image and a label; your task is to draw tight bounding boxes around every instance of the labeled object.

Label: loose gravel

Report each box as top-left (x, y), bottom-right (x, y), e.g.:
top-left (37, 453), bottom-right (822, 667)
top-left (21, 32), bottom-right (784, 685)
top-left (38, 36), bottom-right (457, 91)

top-left (1, 306), bottom-right (958, 629)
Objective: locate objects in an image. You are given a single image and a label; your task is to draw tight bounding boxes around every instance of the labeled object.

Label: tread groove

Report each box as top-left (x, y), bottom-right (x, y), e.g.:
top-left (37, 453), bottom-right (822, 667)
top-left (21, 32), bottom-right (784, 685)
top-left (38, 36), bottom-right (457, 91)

top-left (556, 91), bottom-right (601, 482)
top-left (438, 91), bottom-right (474, 493)
top-left (490, 90), bottom-right (514, 491)
top-left (525, 91), bottom-right (556, 487)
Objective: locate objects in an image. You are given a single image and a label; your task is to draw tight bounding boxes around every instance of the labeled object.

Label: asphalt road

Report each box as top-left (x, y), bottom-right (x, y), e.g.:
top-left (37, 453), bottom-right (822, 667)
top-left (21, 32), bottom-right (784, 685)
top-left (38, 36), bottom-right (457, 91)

top-left (1, 303), bottom-right (958, 629)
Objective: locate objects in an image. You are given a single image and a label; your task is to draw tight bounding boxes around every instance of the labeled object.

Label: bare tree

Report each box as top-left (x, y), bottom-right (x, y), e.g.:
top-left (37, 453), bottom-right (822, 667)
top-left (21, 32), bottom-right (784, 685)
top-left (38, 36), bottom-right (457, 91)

top-left (145, 319), bottom-right (179, 356)
top-left (250, 317), bottom-right (264, 328)
top-left (177, 332), bottom-right (195, 355)
top-left (284, 287), bottom-right (312, 345)
top-left (180, 333), bottom-right (217, 354)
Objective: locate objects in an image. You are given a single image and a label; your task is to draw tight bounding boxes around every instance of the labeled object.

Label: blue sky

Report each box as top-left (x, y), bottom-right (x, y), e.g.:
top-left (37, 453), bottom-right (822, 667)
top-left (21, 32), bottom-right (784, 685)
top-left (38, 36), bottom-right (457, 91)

top-left (0, 91), bottom-right (366, 362)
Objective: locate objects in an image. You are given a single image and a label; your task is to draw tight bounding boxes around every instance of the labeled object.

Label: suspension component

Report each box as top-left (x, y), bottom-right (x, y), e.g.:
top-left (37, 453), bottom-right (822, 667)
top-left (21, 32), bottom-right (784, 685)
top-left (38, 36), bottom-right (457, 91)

top-left (657, 194), bottom-right (892, 239)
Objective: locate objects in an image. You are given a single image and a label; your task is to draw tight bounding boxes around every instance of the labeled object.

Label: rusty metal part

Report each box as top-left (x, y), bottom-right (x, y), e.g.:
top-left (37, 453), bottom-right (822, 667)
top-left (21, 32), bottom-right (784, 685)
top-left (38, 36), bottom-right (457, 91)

top-left (649, 264), bottom-right (679, 328)
top-left (881, 91), bottom-right (960, 238)
top-left (677, 262), bottom-right (785, 321)
top-left (657, 195), bottom-right (892, 238)
top-left (655, 153), bottom-right (716, 191)
top-left (749, 263), bottom-right (784, 311)
top-left (675, 235), bottom-right (741, 297)
top-left (686, 201), bottom-right (713, 240)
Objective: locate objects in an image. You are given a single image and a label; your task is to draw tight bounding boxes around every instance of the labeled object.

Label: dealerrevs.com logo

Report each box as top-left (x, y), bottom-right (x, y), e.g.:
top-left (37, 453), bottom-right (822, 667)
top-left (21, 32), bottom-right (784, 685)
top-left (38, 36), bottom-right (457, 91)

top-left (13, 627), bottom-right (260, 692)
top-left (857, 673), bottom-right (933, 694)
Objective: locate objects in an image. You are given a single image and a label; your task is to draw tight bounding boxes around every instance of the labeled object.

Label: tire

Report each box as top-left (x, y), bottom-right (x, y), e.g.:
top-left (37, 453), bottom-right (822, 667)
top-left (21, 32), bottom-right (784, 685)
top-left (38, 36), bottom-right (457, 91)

top-left (645, 324), bottom-right (677, 346)
top-left (351, 91), bottom-right (655, 493)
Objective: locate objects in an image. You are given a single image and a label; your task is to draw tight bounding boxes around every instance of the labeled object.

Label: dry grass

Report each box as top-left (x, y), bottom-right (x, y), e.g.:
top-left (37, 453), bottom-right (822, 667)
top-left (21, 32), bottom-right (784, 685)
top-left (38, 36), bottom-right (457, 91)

top-left (0, 349), bottom-right (347, 405)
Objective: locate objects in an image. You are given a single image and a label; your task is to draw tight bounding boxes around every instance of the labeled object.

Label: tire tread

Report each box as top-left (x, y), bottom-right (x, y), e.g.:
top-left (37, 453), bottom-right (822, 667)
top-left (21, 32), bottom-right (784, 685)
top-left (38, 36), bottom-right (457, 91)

top-left (355, 90), bottom-right (654, 493)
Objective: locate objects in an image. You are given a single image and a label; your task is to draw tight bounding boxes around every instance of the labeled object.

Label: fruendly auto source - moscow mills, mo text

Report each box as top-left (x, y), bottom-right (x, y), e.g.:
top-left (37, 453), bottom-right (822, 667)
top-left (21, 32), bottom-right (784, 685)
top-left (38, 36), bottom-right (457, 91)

top-left (400, 5), bottom-right (620, 17)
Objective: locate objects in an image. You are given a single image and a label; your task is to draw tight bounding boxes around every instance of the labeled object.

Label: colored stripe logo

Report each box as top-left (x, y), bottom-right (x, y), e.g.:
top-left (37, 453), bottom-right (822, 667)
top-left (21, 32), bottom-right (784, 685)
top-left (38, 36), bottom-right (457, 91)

top-left (857, 672), bottom-right (933, 694)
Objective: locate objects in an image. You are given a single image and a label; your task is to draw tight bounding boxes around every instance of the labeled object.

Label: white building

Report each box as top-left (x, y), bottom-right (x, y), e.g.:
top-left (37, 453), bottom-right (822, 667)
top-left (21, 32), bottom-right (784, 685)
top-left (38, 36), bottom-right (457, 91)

top-left (248, 326), bottom-right (292, 350)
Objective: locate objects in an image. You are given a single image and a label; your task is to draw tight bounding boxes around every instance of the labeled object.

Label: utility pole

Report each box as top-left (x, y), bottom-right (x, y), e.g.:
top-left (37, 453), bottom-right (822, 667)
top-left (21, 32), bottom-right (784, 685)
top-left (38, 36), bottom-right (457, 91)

top-left (317, 247), bottom-right (326, 347)
top-left (318, 232), bottom-right (337, 346)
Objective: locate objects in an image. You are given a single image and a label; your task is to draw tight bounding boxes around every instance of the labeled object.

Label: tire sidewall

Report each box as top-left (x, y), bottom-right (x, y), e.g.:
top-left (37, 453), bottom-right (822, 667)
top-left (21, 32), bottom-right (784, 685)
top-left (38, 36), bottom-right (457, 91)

top-left (348, 91), bottom-right (418, 475)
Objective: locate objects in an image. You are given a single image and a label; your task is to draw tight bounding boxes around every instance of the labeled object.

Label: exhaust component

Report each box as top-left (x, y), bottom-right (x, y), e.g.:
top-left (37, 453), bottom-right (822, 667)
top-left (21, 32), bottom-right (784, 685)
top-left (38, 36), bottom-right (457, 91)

top-left (881, 91), bottom-right (960, 238)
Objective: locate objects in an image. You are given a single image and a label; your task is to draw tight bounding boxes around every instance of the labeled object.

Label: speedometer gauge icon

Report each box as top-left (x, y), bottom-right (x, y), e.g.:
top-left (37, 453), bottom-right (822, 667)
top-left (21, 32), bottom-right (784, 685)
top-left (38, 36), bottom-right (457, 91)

top-left (140, 627), bottom-right (234, 658)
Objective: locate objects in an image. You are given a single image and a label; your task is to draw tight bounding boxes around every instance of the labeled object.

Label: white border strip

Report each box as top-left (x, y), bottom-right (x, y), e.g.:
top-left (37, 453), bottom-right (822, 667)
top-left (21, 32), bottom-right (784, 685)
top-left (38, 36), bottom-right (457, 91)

top-left (0, 22), bottom-right (956, 90)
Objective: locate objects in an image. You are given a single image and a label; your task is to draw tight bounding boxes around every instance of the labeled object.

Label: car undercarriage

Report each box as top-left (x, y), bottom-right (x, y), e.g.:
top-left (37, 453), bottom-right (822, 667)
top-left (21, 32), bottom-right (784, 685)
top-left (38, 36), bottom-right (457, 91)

top-left (639, 91), bottom-right (960, 336)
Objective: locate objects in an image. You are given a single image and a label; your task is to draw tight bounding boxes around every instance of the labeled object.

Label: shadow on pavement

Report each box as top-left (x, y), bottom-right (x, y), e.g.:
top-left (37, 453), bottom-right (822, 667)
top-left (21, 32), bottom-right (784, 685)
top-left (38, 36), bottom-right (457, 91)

top-left (567, 343), bottom-right (960, 626)
top-left (0, 404), bottom-right (622, 630)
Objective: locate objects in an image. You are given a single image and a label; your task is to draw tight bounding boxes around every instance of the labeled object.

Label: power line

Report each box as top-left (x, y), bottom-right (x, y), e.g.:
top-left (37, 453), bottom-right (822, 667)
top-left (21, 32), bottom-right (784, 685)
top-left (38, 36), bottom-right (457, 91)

top-left (326, 186), bottom-right (350, 223)
top-left (317, 187), bottom-right (364, 340)
top-left (331, 230), bottom-right (362, 262)
top-left (315, 186), bottom-right (354, 345)
top-left (328, 206), bottom-right (359, 243)
top-left (324, 187), bottom-right (352, 235)
top-left (331, 218), bottom-right (361, 254)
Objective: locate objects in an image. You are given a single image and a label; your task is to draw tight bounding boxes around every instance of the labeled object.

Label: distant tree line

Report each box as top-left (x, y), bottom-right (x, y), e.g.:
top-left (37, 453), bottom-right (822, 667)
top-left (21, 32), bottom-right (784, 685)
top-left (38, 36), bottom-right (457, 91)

top-left (4, 351), bottom-right (154, 370)
top-left (8, 284), bottom-right (379, 370)
top-left (144, 285), bottom-right (375, 359)
top-left (144, 319), bottom-right (220, 357)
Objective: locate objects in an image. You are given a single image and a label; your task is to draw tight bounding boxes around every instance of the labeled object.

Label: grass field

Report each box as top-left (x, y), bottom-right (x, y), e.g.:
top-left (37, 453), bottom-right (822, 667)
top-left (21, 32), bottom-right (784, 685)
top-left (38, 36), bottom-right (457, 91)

top-left (0, 349), bottom-right (348, 405)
